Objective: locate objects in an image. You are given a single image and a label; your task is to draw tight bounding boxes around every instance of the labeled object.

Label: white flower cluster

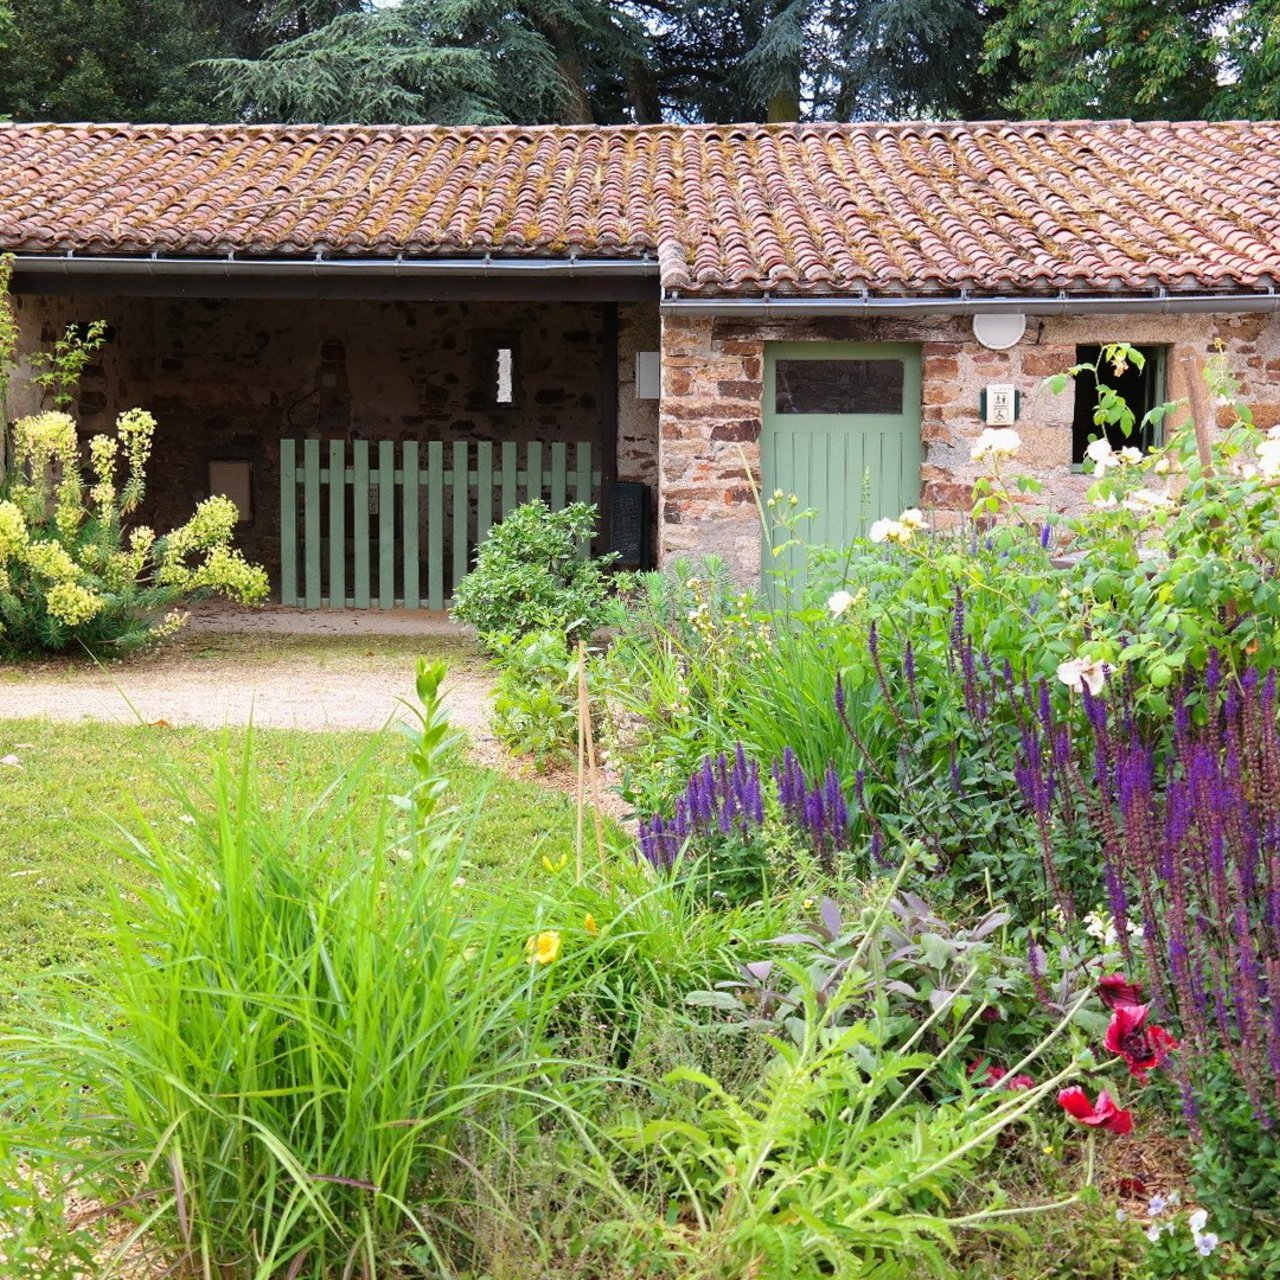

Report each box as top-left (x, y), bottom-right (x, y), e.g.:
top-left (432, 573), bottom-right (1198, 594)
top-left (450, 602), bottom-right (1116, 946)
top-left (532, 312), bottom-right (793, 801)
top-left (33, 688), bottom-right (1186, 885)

top-left (1082, 906), bottom-right (1143, 949)
top-left (868, 507), bottom-right (925, 545)
top-left (971, 427), bottom-right (1021, 464)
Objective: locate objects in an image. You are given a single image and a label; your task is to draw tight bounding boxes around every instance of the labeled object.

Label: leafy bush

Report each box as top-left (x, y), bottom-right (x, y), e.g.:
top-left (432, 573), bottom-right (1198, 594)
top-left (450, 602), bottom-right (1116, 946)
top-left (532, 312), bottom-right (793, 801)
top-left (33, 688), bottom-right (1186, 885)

top-left (451, 499), bottom-right (615, 646)
top-left (489, 628), bottom-right (580, 769)
top-left (602, 879), bottom-right (1089, 1279)
top-left (0, 310), bottom-right (267, 655)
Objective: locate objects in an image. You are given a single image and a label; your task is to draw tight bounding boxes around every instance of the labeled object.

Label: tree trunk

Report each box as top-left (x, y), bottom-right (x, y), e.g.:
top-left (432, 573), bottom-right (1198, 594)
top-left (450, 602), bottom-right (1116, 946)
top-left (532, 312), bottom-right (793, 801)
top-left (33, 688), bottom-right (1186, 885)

top-left (767, 84), bottom-right (800, 121)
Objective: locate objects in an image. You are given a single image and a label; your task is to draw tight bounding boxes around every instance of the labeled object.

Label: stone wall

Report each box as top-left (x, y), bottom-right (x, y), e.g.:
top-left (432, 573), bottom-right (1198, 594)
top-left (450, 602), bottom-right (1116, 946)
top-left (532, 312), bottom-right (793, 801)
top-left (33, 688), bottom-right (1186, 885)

top-left (658, 308), bottom-right (1280, 580)
top-left (11, 294), bottom-right (660, 587)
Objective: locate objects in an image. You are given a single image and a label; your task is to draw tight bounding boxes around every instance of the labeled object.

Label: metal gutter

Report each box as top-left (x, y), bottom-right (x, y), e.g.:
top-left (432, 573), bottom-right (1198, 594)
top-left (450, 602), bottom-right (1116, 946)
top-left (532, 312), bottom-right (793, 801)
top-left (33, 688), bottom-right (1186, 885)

top-left (12, 252), bottom-right (659, 279)
top-left (661, 287), bottom-right (1280, 317)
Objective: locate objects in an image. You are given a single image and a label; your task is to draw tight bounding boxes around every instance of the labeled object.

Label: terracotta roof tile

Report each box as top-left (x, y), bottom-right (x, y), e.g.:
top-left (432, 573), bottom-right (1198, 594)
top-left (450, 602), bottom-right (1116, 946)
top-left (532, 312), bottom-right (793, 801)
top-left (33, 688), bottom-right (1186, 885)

top-left (1, 119), bottom-right (1279, 297)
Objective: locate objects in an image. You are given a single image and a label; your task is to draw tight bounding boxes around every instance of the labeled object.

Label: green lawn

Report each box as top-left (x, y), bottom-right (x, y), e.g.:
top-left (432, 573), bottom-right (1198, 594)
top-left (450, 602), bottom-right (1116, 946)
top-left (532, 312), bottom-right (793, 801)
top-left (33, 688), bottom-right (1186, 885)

top-left (0, 717), bottom-right (587, 1005)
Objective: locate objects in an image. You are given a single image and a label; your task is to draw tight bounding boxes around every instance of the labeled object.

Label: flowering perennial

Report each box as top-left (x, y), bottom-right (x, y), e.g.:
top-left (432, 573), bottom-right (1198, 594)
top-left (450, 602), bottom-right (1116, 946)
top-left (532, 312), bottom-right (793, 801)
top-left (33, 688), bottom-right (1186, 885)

top-left (638, 744), bottom-right (850, 874)
top-left (1015, 661), bottom-right (1280, 1120)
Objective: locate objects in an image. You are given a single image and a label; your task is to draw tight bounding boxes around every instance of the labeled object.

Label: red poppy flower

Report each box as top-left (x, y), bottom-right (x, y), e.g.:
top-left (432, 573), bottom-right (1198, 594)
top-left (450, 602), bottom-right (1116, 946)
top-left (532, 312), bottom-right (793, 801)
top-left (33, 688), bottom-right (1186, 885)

top-left (1098, 973), bottom-right (1145, 1010)
top-left (1058, 1086), bottom-right (1134, 1134)
top-left (968, 1060), bottom-right (1034, 1091)
top-left (1103, 1003), bottom-right (1178, 1081)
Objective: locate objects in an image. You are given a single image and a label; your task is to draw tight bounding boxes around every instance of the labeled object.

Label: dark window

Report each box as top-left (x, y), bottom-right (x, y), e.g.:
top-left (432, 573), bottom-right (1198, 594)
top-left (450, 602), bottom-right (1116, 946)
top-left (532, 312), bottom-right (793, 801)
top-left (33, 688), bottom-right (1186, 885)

top-left (1072, 345), bottom-right (1166, 463)
top-left (775, 358), bottom-right (904, 415)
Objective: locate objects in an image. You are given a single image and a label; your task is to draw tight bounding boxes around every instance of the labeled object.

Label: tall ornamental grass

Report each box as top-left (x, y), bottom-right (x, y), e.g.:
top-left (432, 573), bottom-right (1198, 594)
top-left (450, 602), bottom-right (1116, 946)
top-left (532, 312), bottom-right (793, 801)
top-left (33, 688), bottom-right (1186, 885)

top-left (5, 663), bottom-right (582, 1279)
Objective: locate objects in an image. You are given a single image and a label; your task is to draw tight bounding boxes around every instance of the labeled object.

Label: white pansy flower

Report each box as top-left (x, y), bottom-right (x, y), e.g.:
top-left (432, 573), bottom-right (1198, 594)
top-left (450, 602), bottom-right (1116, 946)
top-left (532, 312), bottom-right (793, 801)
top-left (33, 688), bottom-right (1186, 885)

top-left (1086, 438), bottom-right (1116, 474)
top-left (898, 507), bottom-right (926, 530)
top-left (971, 427), bottom-right (1021, 463)
top-left (1057, 656), bottom-right (1107, 696)
top-left (827, 590), bottom-right (854, 616)
top-left (1195, 1233), bottom-right (1219, 1256)
top-left (1188, 1209), bottom-right (1209, 1234)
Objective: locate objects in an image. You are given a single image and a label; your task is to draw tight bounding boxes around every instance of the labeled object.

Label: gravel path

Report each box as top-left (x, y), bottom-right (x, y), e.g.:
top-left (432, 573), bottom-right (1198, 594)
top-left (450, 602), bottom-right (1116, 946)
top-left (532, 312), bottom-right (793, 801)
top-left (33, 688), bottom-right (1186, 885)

top-left (0, 606), bottom-right (495, 737)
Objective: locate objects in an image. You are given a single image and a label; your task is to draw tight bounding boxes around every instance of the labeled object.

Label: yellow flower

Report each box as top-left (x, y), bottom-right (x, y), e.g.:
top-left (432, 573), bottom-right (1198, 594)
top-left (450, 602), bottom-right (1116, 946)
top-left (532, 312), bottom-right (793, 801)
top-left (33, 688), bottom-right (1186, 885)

top-left (525, 931), bottom-right (562, 965)
top-left (541, 853), bottom-right (568, 874)
top-left (584, 913), bottom-right (599, 935)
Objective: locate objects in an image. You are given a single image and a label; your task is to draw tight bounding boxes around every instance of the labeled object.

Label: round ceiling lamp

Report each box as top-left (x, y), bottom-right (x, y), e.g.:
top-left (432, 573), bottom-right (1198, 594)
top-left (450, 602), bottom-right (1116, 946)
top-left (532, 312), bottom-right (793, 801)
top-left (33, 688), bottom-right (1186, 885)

top-left (972, 312), bottom-right (1027, 350)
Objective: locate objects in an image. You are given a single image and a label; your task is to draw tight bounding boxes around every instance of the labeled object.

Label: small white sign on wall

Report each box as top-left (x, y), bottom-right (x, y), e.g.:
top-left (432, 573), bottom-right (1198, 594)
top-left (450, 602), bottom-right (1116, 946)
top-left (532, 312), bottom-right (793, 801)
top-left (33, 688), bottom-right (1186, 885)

top-left (984, 383), bottom-right (1018, 426)
top-left (635, 351), bottom-right (660, 400)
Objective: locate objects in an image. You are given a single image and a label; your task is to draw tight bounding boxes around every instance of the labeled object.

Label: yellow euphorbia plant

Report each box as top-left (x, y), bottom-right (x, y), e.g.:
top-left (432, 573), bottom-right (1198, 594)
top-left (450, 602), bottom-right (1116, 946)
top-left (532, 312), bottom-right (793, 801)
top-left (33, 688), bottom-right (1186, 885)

top-left (0, 370), bottom-right (267, 655)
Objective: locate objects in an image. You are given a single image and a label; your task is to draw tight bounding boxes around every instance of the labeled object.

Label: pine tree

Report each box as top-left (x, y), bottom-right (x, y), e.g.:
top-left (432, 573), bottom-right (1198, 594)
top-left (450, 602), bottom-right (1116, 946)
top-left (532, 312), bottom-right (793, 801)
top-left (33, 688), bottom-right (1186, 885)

top-left (204, 0), bottom-right (649, 124)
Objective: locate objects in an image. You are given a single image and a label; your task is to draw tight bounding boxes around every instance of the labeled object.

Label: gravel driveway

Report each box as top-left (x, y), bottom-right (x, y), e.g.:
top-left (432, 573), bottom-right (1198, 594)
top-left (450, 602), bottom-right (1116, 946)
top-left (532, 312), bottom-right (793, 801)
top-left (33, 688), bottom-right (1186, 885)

top-left (0, 605), bottom-right (495, 738)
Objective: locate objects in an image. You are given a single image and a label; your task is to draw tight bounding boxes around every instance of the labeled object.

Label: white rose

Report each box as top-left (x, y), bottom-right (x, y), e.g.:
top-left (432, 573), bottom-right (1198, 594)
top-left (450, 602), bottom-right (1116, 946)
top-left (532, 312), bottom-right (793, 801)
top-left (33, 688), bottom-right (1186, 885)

top-left (1057, 656), bottom-right (1107, 696)
top-left (827, 590), bottom-right (854, 616)
top-left (898, 508), bottom-right (926, 530)
top-left (870, 518), bottom-right (912, 544)
top-left (1085, 438), bottom-right (1116, 474)
top-left (1257, 438), bottom-right (1280, 478)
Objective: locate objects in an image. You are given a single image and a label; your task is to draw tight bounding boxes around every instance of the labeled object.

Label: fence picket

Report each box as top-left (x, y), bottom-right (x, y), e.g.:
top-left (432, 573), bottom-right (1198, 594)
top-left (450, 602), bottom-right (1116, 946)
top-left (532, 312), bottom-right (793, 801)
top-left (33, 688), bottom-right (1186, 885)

top-left (328, 439), bottom-right (345, 609)
top-left (452, 441), bottom-right (469, 596)
top-left (378, 441), bottom-right (395, 609)
top-left (402, 441), bottom-right (420, 609)
top-left (427, 440), bottom-right (444, 611)
top-left (303, 439), bottom-right (321, 609)
top-left (476, 441), bottom-right (494, 547)
top-left (574, 442), bottom-right (592, 503)
top-left (280, 439), bottom-right (297, 605)
top-left (550, 441), bottom-right (567, 510)
top-left (353, 441), bottom-right (370, 608)
top-left (500, 442), bottom-right (517, 517)
top-left (526, 442), bottom-right (542, 505)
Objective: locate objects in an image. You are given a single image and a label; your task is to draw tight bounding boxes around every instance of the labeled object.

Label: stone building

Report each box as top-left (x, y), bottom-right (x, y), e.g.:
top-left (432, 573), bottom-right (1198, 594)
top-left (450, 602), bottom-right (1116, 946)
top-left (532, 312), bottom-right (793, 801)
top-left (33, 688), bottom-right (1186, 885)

top-left (2, 118), bottom-right (1280, 601)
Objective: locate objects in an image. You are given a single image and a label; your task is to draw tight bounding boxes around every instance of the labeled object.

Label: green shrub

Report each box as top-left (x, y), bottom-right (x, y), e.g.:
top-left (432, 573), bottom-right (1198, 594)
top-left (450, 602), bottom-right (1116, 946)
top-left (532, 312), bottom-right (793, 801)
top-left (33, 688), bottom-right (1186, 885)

top-left (451, 499), bottom-right (616, 646)
top-left (490, 628), bottom-right (580, 769)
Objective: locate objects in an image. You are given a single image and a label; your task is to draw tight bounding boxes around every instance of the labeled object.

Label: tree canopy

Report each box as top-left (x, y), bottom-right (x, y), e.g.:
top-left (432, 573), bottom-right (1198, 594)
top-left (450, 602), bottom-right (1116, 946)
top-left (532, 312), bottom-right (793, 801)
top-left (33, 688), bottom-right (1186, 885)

top-left (0, 0), bottom-right (1279, 127)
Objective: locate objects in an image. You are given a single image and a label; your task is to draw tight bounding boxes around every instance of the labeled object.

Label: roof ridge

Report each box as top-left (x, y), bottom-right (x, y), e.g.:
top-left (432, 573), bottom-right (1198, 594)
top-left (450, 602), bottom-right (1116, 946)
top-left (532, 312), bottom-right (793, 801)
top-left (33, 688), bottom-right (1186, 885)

top-left (0, 117), bottom-right (1272, 137)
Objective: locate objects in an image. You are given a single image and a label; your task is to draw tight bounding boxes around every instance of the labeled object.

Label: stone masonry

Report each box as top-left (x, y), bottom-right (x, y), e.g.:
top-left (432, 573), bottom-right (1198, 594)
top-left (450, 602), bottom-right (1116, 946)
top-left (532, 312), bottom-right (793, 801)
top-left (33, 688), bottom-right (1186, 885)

top-left (659, 308), bottom-right (1280, 581)
top-left (11, 294), bottom-right (660, 589)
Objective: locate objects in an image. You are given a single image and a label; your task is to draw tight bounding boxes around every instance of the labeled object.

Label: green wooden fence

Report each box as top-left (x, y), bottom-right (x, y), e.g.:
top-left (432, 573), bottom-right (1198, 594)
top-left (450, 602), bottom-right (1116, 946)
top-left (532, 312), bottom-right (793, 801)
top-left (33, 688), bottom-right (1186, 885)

top-left (280, 438), bottom-right (599, 609)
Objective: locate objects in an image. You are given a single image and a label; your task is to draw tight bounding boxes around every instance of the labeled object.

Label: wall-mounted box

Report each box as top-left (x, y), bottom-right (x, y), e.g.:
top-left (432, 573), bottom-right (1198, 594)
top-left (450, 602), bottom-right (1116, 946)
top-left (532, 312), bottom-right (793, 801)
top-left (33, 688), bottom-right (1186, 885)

top-left (635, 351), bottom-right (660, 400)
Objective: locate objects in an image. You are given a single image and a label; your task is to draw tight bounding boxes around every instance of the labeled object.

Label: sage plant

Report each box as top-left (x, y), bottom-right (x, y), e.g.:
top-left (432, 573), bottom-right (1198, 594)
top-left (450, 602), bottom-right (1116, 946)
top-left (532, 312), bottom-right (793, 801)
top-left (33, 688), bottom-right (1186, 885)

top-left (1015, 661), bottom-right (1280, 1119)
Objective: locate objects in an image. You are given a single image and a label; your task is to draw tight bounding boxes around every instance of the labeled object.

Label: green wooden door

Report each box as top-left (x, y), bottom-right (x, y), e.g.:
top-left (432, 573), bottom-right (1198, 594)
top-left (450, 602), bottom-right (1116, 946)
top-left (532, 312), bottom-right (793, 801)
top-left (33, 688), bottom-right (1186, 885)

top-left (762, 342), bottom-right (922, 582)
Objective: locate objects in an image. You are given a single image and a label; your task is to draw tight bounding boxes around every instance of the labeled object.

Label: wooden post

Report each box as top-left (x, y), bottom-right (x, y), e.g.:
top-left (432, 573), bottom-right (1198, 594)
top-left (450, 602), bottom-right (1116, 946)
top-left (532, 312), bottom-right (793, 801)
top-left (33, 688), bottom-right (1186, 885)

top-left (575, 640), bottom-right (587, 882)
top-left (1179, 353), bottom-right (1216, 475)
